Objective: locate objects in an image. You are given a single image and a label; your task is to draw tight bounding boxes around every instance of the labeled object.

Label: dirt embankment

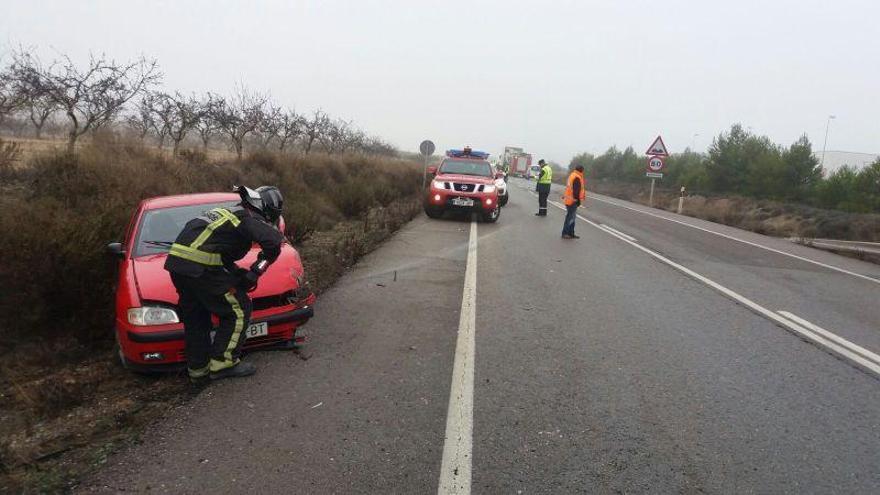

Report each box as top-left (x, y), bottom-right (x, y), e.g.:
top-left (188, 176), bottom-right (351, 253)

top-left (0, 139), bottom-right (423, 493)
top-left (589, 180), bottom-right (880, 243)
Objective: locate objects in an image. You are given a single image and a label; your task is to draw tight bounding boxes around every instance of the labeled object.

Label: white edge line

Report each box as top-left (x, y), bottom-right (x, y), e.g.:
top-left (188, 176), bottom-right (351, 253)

top-left (546, 199), bottom-right (880, 376)
top-left (588, 194), bottom-right (880, 286)
top-left (599, 224), bottom-right (636, 242)
top-left (777, 311), bottom-right (880, 366)
top-left (438, 219), bottom-right (476, 495)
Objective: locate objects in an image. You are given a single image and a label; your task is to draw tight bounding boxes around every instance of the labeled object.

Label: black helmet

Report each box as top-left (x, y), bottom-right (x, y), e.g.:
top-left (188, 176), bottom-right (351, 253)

top-left (539, 159), bottom-right (546, 165)
top-left (235, 185), bottom-right (284, 223)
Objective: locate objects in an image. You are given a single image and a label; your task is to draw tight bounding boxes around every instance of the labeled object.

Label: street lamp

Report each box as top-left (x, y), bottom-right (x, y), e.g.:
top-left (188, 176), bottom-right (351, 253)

top-left (821, 115), bottom-right (836, 168)
top-left (691, 133), bottom-right (699, 151)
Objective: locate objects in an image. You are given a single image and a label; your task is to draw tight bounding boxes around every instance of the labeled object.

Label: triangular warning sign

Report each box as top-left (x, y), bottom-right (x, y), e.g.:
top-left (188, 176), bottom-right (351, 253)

top-left (645, 135), bottom-right (669, 156)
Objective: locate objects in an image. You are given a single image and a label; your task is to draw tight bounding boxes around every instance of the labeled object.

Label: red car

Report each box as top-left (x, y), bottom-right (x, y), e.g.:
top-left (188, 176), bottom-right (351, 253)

top-left (424, 148), bottom-right (502, 222)
top-left (106, 192), bottom-right (316, 372)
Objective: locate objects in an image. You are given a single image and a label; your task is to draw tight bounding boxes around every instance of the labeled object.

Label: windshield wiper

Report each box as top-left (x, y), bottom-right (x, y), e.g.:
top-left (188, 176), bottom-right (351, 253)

top-left (142, 240), bottom-right (173, 250)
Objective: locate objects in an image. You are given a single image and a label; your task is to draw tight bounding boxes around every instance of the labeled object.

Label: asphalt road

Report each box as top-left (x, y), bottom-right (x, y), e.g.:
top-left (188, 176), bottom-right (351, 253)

top-left (81, 179), bottom-right (880, 494)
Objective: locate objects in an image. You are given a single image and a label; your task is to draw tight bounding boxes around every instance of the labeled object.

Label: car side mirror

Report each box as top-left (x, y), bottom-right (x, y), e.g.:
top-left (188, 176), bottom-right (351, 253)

top-left (106, 242), bottom-right (125, 258)
top-left (426, 166), bottom-right (437, 175)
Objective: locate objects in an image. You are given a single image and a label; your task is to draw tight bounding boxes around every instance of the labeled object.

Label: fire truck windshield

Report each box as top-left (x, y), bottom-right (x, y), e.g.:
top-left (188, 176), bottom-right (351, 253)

top-left (439, 160), bottom-right (493, 177)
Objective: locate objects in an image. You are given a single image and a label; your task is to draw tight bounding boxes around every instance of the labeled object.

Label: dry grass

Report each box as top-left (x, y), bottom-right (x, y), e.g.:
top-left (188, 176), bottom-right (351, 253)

top-left (591, 180), bottom-right (880, 242)
top-left (0, 138), bottom-right (423, 493)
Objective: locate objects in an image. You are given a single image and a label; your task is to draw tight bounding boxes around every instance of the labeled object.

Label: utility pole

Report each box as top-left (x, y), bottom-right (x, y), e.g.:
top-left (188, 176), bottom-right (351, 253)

top-left (821, 115), bottom-right (836, 168)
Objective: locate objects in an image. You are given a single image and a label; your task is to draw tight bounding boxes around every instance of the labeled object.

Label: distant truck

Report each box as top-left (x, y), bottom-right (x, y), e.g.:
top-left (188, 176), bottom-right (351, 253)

top-left (501, 146), bottom-right (533, 179)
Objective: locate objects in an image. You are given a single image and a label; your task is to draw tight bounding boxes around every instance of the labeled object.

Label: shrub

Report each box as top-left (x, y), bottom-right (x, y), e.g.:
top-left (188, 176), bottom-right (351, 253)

top-left (0, 143), bottom-right (421, 349)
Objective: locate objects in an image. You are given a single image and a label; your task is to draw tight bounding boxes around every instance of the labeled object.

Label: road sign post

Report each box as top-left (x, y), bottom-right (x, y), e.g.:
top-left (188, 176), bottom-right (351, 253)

top-left (419, 139), bottom-right (435, 190)
top-left (644, 136), bottom-right (668, 208)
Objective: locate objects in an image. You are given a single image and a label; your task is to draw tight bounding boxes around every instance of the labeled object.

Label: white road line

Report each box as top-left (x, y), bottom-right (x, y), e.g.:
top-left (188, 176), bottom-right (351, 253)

top-left (777, 311), bottom-right (880, 366)
top-left (546, 199), bottom-right (880, 376)
top-left (588, 194), bottom-right (880, 286)
top-left (599, 224), bottom-right (636, 242)
top-left (438, 219), bottom-right (477, 495)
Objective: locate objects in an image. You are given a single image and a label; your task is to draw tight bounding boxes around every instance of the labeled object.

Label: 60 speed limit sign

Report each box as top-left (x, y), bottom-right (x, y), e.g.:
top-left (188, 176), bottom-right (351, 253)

top-left (646, 155), bottom-right (665, 172)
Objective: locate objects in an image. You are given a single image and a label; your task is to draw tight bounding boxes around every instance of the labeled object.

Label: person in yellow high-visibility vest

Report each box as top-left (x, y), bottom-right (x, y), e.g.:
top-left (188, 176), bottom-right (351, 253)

top-left (561, 165), bottom-right (586, 239)
top-left (535, 159), bottom-right (553, 216)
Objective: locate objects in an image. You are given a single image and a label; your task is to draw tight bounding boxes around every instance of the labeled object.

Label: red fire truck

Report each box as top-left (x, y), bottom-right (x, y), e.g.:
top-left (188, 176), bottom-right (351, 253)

top-left (501, 146), bottom-right (533, 178)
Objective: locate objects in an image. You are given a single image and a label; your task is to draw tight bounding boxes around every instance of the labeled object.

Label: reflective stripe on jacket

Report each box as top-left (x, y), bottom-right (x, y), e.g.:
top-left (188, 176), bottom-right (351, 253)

top-left (563, 171), bottom-right (586, 206)
top-left (164, 205), bottom-right (283, 278)
top-left (538, 165), bottom-right (553, 184)
top-left (168, 208), bottom-right (241, 266)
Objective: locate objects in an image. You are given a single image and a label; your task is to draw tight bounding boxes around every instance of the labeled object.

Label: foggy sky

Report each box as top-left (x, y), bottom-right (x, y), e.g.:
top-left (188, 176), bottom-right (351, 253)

top-left (2, 0), bottom-right (878, 164)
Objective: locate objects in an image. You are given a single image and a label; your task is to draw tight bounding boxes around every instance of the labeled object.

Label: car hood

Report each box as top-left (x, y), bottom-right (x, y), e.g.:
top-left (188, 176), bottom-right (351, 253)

top-left (132, 245), bottom-right (303, 305)
top-left (435, 174), bottom-right (495, 184)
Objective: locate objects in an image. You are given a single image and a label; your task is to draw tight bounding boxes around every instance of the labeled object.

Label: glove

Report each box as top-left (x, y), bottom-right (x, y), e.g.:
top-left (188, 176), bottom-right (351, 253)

top-left (240, 270), bottom-right (260, 292)
top-left (575, 200), bottom-right (581, 207)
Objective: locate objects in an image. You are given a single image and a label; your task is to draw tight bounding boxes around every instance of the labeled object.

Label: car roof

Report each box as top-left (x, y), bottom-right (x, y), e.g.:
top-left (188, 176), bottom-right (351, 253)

top-left (141, 192), bottom-right (240, 210)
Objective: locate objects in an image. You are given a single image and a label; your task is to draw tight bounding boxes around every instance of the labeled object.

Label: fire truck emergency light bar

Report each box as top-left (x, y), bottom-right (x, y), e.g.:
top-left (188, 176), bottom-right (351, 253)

top-left (446, 148), bottom-right (490, 159)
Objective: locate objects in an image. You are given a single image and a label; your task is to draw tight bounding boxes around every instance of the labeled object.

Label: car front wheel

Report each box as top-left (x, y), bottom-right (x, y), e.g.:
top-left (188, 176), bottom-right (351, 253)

top-left (424, 207), bottom-right (443, 219)
top-left (482, 206), bottom-right (500, 223)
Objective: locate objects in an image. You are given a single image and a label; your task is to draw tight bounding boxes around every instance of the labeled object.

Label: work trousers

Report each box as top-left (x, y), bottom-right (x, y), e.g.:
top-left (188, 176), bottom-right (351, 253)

top-left (170, 271), bottom-right (253, 378)
top-left (536, 183), bottom-right (550, 215)
top-left (562, 204), bottom-right (578, 236)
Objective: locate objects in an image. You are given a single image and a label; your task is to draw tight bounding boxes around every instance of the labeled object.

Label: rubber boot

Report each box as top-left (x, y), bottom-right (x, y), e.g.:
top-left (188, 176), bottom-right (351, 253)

top-left (210, 361), bottom-right (257, 380)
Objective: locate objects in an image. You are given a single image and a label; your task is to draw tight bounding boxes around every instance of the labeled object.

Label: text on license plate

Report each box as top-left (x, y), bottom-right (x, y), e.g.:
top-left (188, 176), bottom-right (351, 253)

top-left (452, 197), bottom-right (474, 207)
top-left (245, 322), bottom-right (268, 339)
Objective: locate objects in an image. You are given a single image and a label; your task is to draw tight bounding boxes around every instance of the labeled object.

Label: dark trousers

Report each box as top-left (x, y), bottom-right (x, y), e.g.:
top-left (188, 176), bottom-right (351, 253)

top-left (170, 272), bottom-right (253, 377)
top-left (562, 204), bottom-right (578, 236)
top-left (536, 183), bottom-right (550, 215)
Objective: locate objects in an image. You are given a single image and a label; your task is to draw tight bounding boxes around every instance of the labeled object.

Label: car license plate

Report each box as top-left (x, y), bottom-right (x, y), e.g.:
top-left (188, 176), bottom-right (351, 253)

top-left (245, 321), bottom-right (268, 340)
top-left (452, 197), bottom-right (474, 207)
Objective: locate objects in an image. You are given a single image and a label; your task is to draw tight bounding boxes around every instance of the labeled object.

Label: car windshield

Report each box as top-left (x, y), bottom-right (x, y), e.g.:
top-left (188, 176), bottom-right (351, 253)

top-left (439, 160), bottom-right (493, 177)
top-left (133, 201), bottom-right (238, 258)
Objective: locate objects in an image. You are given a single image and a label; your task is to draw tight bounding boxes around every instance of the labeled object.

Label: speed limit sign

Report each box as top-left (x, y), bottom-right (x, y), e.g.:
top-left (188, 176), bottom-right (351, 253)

top-left (646, 155), bottom-right (665, 172)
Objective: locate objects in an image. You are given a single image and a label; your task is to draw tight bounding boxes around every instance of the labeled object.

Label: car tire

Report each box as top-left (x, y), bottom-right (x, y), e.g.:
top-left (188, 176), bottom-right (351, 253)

top-left (482, 206), bottom-right (500, 223)
top-left (114, 334), bottom-right (131, 370)
top-left (499, 194), bottom-right (509, 207)
top-left (424, 207), bottom-right (443, 219)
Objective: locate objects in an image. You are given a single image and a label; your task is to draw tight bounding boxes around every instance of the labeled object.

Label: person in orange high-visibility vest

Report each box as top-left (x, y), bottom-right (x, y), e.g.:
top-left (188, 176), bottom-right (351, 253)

top-left (561, 165), bottom-right (586, 239)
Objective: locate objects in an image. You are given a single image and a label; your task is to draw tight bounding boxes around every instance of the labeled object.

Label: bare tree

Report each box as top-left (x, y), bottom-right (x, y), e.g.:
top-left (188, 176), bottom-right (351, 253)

top-left (277, 110), bottom-right (304, 152)
top-left (124, 93), bottom-right (157, 140)
top-left (0, 62), bottom-right (24, 127)
top-left (195, 93), bottom-right (222, 151)
top-left (21, 51), bottom-right (161, 152)
top-left (257, 103), bottom-right (283, 148)
top-left (212, 86), bottom-right (267, 159)
top-left (151, 92), bottom-right (201, 154)
top-left (320, 118), bottom-right (353, 154)
top-left (302, 109), bottom-right (329, 154)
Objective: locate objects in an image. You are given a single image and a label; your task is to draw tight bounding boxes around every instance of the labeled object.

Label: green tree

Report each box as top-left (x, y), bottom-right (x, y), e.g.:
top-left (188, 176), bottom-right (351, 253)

top-left (780, 135), bottom-right (822, 201)
top-left (569, 152), bottom-right (594, 173)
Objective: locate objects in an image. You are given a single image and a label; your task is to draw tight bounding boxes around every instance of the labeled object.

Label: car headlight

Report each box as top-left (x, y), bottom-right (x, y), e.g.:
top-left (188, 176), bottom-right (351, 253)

top-left (127, 306), bottom-right (179, 326)
top-left (483, 184), bottom-right (496, 193)
top-left (432, 180), bottom-right (446, 190)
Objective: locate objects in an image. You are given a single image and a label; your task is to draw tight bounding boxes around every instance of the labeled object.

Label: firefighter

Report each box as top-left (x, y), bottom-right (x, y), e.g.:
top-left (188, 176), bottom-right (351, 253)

top-left (164, 185), bottom-right (285, 382)
top-left (561, 165), bottom-right (586, 239)
top-left (535, 159), bottom-right (553, 216)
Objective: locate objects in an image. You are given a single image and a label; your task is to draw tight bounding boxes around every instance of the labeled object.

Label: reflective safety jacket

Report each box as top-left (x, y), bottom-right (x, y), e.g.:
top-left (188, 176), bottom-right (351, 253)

top-left (537, 165), bottom-right (553, 184)
top-left (563, 170), bottom-right (586, 206)
top-left (164, 206), bottom-right (283, 278)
